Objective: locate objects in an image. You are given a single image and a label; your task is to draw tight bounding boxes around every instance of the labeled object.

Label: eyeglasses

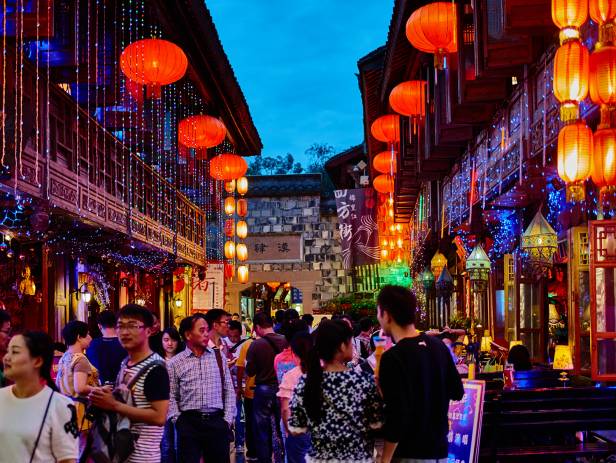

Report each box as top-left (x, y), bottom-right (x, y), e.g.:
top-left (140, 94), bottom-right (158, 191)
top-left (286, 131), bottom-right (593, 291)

top-left (116, 323), bottom-right (145, 332)
top-left (215, 320), bottom-right (229, 325)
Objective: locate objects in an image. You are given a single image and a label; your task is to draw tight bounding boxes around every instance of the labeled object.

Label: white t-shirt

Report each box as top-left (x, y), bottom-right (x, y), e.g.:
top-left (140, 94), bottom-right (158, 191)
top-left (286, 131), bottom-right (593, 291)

top-left (0, 385), bottom-right (79, 462)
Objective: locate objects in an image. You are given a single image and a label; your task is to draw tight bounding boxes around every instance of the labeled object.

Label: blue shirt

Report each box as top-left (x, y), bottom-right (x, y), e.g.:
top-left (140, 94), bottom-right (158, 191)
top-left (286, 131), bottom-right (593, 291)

top-left (86, 337), bottom-right (127, 384)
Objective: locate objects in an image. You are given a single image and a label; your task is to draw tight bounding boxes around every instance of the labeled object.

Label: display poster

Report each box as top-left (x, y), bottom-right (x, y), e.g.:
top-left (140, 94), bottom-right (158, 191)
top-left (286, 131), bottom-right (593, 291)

top-left (192, 263), bottom-right (224, 312)
top-left (447, 379), bottom-right (486, 463)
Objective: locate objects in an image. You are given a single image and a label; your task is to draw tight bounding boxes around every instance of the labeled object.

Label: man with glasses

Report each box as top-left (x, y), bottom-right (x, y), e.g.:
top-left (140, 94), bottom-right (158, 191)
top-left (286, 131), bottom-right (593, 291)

top-left (0, 310), bottom-right (11, 387)
top-left (89, 304), bottom-right (170, 463)
top-left (167, 315), bottom-right (236, 462)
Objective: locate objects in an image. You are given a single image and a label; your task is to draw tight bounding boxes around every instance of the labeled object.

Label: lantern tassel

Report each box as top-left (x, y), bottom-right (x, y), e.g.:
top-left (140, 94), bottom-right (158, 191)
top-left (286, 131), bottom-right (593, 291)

top-left (566, 182), bottom-right (585, 202)
top-left (560, 103), bottom-right (580, 124)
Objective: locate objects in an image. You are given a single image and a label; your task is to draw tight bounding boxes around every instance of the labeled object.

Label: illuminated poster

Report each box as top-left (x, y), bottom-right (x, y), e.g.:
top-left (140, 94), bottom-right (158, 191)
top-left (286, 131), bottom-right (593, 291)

top-left (447, 380), bottom-right (485, 463)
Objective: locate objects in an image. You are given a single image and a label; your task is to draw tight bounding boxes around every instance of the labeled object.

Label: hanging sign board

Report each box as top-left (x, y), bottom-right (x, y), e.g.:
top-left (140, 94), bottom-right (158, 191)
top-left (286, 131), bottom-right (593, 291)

top-left (447, 379), bottom-right (486, 463)
top-left (245, 234), bottom-right (303, 263)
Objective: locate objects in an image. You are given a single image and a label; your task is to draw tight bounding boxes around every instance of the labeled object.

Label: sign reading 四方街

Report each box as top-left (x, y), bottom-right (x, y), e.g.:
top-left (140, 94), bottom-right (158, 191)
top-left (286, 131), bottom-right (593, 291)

top-left (447, 379), bottom-right (485, 463)
top-left (244, 234), bottom-right (303, 263)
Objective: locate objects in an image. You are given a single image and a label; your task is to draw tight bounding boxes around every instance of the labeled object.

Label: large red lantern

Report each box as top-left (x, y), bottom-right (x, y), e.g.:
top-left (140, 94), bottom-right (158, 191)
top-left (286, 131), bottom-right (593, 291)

top-left (590, 45), bottom-right (616, 106)
top-left (371, 115), bottom-right (400, 143)
top-left (557, 121), bottom-right (593, 201)
top-left (373, 174), bottom-right (395, 194)
top-left (373, 151), bottom-right (397, 174)
top-left (554, 40), bottom-right (590, 122)
top-left (405, 2), bottom-right (457, 69)
top-left (552, 0), bottom-right (589, 42)
top-left (209, 153), bottom-right (248, 181)
top-left (178, 115), bottom-right (226, 149)
top-left (120, 39), bottom-right (188, 98)
top-left (389, 80), bottom-right (426, 117)
top-left (592, 127), bottom-right (616, 191)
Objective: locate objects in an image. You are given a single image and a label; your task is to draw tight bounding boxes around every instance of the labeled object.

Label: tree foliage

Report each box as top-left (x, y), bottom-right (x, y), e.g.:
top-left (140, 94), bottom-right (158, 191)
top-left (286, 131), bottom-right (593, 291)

top-left (246, 153), bottom-right (303, 175)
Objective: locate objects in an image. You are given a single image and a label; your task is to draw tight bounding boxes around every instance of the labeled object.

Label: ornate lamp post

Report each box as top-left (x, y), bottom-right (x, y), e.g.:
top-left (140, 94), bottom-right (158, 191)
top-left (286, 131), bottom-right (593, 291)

top-left (436, 266), bottom-right (454, 327)
top-left (421, 267), bottom-right (436, 327)
top-left (466, 244), bottom-right (491, 327)
top-left (520, 211), bottom-right (558, 278)
top-left (431, 250), bottom-right (448, 280)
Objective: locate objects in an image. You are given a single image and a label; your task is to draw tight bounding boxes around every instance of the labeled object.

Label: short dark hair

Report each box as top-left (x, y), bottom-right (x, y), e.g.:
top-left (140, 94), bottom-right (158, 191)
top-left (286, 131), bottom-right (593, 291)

top-left (62, 320), bottom-right (89, 346)
top-left (97, 310), bottom-right (117, 329)
top-left (53, 342), bottom-right (67, 353)
top-left (119, 304), bottom-right (154, 328)
top-left (285, 309), bottom-right (300, 321)
top-left (281, 319), bottom-right (309, 344)
top-left (178, 315), bottom-right (202, 341)
top-left (204, 308), bottom-right (229, 330)
top-left (377, 285), bottom-right (417, 326)
top-left (359, 317), bottom-right (373, 332)
top-left (301, 314), bottom-right (314, 326)
top-left (275, 310), bottom-right (285, 323)
top-left (228, 320), bottom-right (242, 332)
top-left (0, 309), bottom-right (10, 327)
top-left (508, 344), bottom-right (532, 371)
top-left (254, 311), bottom-right (273, 329)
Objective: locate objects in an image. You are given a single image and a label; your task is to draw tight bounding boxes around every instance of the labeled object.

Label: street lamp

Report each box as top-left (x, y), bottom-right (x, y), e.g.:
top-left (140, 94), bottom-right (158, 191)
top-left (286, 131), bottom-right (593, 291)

top-left (521, 211), bottom-right (557, 278)
top-left (466, 244), bottom-right (491, 292)
top-left (74, 283), bottom-right (92, 303)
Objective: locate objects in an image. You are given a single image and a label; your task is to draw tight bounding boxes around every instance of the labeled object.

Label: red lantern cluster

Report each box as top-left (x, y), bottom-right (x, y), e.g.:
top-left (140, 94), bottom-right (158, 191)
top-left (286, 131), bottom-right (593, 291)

top-left (209, 153), bottom-right (248, 181)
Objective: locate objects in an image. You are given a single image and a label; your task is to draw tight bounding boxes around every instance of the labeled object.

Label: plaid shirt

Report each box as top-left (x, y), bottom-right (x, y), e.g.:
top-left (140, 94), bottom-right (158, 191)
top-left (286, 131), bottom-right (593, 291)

top-left (167, 346), bottom-right (236, 424)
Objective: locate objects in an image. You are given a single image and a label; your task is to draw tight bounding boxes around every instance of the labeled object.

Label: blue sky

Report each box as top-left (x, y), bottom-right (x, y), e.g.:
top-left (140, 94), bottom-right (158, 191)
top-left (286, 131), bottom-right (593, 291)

top-left (207, 1), bottom-right (392, 165)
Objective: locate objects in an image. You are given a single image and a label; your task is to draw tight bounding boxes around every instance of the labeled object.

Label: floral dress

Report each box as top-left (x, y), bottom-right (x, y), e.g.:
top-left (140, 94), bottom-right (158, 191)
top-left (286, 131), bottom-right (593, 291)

top-left (289, 369), bottom-right (383, 463)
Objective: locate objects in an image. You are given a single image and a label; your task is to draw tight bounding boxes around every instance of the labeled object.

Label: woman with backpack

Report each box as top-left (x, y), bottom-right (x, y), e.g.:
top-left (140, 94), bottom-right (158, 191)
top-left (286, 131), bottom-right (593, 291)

top-left (0, 331), bottom-right (79, 462)
top-left (56, 320), bottom-right (100, 435)
top-left (289, 319), bottom-right (384, 462)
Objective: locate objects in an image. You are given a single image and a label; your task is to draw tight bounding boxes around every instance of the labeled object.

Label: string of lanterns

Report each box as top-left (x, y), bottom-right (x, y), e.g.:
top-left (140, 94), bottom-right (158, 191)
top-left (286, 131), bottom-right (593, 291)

top-left (223, 176), bottom-right (250, 284)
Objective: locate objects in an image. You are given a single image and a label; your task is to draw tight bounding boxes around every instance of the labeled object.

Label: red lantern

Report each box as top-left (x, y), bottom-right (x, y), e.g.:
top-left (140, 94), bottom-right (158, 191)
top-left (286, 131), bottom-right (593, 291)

top-left (120, 39), bottom-right (188, 98)
top-left (224, 219), bottom-right (235, 238)
top-left (592, 128), bottom-right (616, 190)
top-left (224, 262), bottom-right (235, 279)
top-left (371, 115), bottom-right (400, 143)
top-left (209, 153), bottom-right (248, 181)
top-left (178, 115), bottom-right (227, 149)
top-left (373, 174), bottom-right (395, 194)
top-left (405, 2), bottom-right (457, 69)
top-left (174, 278), bottom-right (185, 293)
top-left (237, 199), bottom-right (248, 217)
top-left (557, 121), bottom-right (593, 201)
top-left (224, 241), bottom-right (236, 260)
top-left (389, 80), bottom-right (426, 117)
top-left (590, 0), bottom-right (616, 43)
top-left (552, 0), bottom-right (589, 42)
top-left (554, 40), bottom-right (590, 122)
top-left (373, 151), bottom-right (397, 174)
top-left (237, 265), bottom-right (249, 284)
top-left (590, 45), bottom-right (616, 106)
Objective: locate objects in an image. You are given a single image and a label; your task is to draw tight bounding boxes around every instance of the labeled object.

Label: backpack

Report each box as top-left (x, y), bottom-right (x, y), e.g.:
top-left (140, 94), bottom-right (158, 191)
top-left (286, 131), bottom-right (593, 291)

top-left (82, 359), bottom-right (165, 463)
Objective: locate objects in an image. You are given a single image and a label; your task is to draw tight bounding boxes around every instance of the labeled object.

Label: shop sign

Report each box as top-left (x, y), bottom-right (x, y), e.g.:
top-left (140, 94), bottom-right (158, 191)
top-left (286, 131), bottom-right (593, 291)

top-left (245, 234), bottom-right (303, 263)
top-left (447, 379), bottom-right (485, 463)
top-left (192, 263), bottom-right (224, 311)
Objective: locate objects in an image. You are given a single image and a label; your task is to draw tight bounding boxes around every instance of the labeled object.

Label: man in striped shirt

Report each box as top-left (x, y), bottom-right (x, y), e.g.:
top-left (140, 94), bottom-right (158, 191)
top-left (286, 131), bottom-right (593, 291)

top-left (168, 315), bottom-right (236, 463)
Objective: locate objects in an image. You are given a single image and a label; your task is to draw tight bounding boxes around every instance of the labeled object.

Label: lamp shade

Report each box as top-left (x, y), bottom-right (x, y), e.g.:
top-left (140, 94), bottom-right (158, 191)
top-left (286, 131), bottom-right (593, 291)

top-left (236, 198), bottom-right (248, 217)
top-left (373, 151), bottom-right (397, 174)
top-left (120, 39), bottom-right (188, 98)
top-left (224, 197), bottom-right (235, 216)
top-left (592, 128), bottom-right (616, 189)
top-left (224, 241), bottom-right (236, 259)
top-left (436, 266), bottom-right (454, 296)
top-left (371, 115), bottom-right (401, 143)
top-left (557, 122), bottom-right (593, 195)
top-left (236, 220), bottom-right (248, 239)
top-left (236, 243), bottom-right (248, 262)
top-left (209, 153), bottom-right (248, 181)
top-left (178, 115), bottom-right (226, 149)
top-left (553, 344), bottom-right (574, 369)
top-left (466, 244), bottom-right (491, 289)
top-left (421, 267), bottom-right (435, 291)
top-left (389, 80), bottom-right (427, 117)
top-left (236, 176), bottom-right (249, 195)
top-left (405, 2), bottom-right (457, 69)
top-left (430, 251), bottom-right (448, 280)
top-left (237, 265), bottom-right (249, 284)
top-left (590, 45), bottom-right (616, 106)
top-left (552, 0), bottom-right (589, 41)
top-left (521, 211), bottom-right (558, 272)
top-left (373, 174), bottom-right (395, 194)
top-left (554, 40), bottom-right (590, 121)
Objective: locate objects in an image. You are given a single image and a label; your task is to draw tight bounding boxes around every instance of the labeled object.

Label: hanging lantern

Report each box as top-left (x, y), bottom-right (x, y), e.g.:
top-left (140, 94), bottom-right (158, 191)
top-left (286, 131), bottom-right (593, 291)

top-left (520, 211), bottom-right (558, 277)
top-left (373, 151), bottom-right (398, 174)
top-left (237, 265), bottom-right (249, 284)
top-left (466, 244), bottom-right (491, 292)
top-left (178, 115), bottom-right (227, 149)
top-left (557, 121), bottom-right (593, 201)
top-left (389, 80), bottom-right (427, 117)
top-left (210, 153), bottom-right (248, 181)
top-left (552, 0), bottom-right (589, 43)
top-left (590, 45), bottom-right (616, 106)
top-left (381, 248), bottom-right (389, 260)
top-left (224, 241), bottom-right (236, 260)
top-left (224, 180), bottom-right (236, 194)
top-left (236, 243), bottom-right (248, 262)
top-left (224, 197), bottom-right (236, 216)
top-left (405, 2), bottom-right (457, 70)
top-left (236, 176), bottom-right (249, 195)
top-left (554, 40), bottom-right (590, 122)
top-left (373, 174), bottom-right (395, 194)
top-left (435, 266), bottom-right (454, 297)
top-left (224, 219), bottom-right (235, 238)
top-left (237, 198), bottom-right (248, 217)
top-left (430, 251), bottom-right (448, 280)
top-left (120, 39), bottom-right (188, 98)
top-left (592, 127), bottom-right (616, 192)
top-left (421, 267), bottom-right (435, 293)
top-left (371, 115), bottom-right (401, 143)
top-left (590, 0), bottom-right (616, 43)
top-left (236, 220), bottom-right (248, 239)
top-left (224, 262), bottom-right (235, 279)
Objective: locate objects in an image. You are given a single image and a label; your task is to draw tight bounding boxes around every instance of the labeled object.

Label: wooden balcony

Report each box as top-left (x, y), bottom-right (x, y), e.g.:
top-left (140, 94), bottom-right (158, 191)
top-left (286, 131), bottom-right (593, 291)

top-left (1, 50), bottom-right (206, 265)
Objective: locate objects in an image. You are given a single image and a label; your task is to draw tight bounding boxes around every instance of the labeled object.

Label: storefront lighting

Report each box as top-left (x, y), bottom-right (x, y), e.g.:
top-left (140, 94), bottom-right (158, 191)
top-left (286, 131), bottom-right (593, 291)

top-left (175, 299), bottom-right (183, 308)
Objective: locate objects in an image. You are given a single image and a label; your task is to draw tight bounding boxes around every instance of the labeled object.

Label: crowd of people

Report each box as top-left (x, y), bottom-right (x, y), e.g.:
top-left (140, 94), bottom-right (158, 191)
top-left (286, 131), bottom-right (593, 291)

top-left (0, 285), bottom-right (468, 463)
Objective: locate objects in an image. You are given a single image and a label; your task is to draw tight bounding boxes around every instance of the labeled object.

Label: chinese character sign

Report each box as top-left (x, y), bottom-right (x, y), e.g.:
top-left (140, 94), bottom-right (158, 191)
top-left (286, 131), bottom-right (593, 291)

top-left (447, 380), bottom-right (485, 463)
top-left (244, 234), bottom-right (303, 262)
top-left (334, 188), bottom-right (379, 269)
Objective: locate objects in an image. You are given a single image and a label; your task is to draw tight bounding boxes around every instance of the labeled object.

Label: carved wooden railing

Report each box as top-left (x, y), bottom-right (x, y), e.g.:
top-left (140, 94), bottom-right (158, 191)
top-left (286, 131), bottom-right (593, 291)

top-left (1, 50), bottom-right (206, 265)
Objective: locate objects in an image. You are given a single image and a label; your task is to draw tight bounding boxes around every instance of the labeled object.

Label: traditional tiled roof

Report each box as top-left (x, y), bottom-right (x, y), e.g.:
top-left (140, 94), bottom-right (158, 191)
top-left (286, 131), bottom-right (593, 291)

top-left (245, 174), bottom-right (322, 197)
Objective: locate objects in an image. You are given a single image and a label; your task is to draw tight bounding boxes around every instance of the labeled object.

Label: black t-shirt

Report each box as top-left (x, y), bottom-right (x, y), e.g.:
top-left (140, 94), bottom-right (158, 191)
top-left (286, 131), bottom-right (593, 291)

top-left (143, 364), bottom-right (170, 402)
top-left (86, 337), bottom-right (127, 384)
top-left (379, 333), bottom-right (464, 459)
top-left (245, 333), bottom-right (288, 386)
